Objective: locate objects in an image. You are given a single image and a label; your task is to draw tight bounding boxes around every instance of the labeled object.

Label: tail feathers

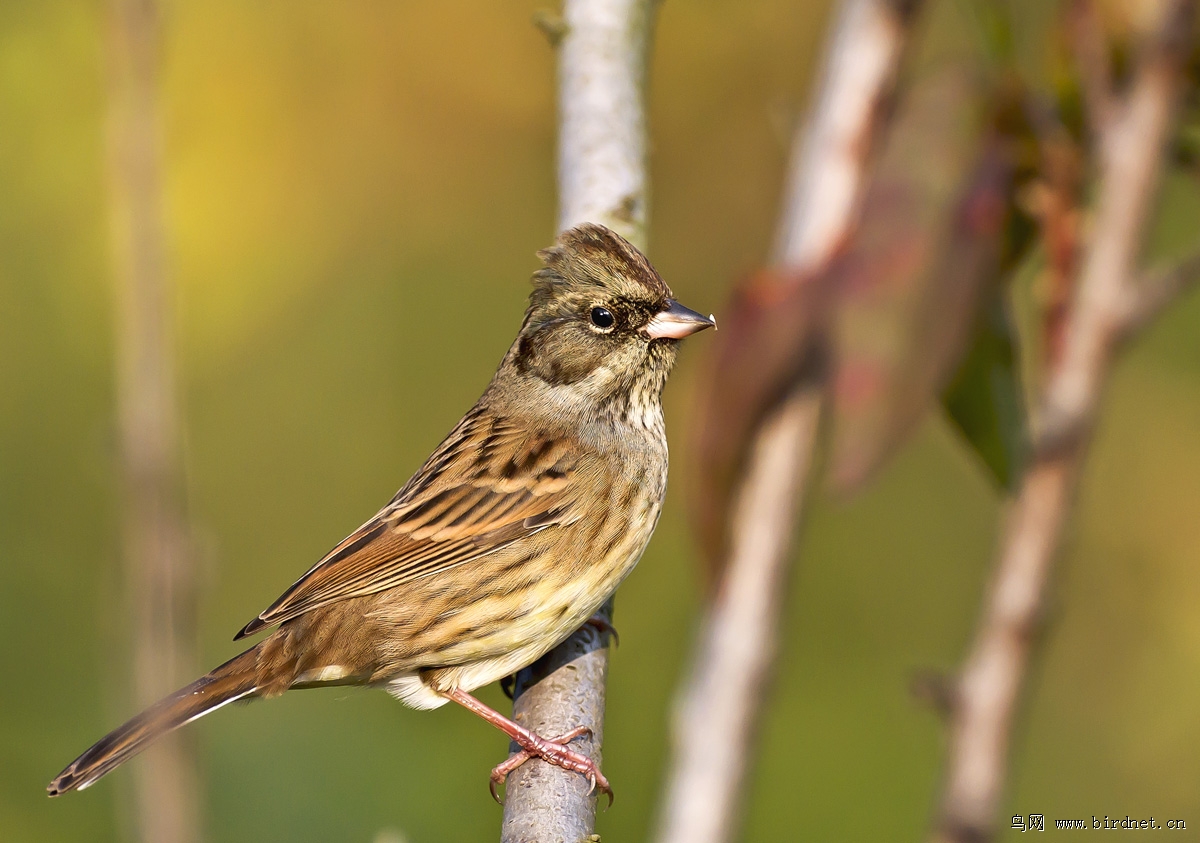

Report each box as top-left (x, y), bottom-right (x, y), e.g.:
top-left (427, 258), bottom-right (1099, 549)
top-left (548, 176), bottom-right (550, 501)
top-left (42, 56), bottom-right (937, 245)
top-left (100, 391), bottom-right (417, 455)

top-left (48, 646), bottom-right (261, 796)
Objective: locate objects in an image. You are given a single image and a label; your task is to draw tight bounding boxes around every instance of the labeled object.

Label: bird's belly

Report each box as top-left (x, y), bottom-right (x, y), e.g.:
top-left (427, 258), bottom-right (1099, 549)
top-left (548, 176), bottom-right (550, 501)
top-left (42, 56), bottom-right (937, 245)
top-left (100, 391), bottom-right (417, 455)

top-left (407, 493), bottom-right (662, 701)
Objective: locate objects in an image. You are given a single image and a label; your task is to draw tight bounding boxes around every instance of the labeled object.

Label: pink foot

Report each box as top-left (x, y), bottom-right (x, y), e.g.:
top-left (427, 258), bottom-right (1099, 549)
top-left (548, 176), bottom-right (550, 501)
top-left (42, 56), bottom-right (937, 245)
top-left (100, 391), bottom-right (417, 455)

top-left (488, 726), bottom-right (613, 807)
top-left (443, 688), bottom-right (614, 807)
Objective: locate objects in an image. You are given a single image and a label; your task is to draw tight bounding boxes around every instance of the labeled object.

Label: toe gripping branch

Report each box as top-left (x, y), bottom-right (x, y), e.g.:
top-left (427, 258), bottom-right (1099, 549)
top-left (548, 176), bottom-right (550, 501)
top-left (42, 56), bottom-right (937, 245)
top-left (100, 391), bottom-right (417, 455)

top-left (443, 688), bottom-right (613, 807)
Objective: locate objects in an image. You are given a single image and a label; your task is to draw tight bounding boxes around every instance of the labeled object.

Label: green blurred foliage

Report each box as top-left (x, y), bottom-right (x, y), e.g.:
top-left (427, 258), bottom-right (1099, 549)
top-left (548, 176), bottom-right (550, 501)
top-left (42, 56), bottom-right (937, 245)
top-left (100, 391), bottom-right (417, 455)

top-left (942, 290), bottom-right (1026, 490)
top-left (2, 1), bottom-right (1199, 842)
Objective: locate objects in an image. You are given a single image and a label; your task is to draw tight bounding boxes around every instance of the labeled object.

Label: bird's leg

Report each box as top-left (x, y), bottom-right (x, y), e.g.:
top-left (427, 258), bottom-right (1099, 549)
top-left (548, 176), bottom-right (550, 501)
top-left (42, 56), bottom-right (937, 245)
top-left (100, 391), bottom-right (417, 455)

top-left (443, 688), bottom-right (613, 805)
top-left (486, 726), bottom-right (594, 802)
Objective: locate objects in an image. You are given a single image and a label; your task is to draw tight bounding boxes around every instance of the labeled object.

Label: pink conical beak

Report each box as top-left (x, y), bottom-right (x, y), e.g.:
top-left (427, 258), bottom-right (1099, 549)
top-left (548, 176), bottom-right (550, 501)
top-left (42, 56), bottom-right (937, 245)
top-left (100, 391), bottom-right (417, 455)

top-left (643, 299), bottom-right (716, 339)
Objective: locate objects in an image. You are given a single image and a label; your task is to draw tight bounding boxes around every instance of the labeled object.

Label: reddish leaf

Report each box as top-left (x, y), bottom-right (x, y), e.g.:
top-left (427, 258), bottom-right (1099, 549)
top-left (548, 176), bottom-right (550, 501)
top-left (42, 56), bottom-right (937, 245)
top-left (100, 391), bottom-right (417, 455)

top-left (688, 268), bottom-right (832, 569)
top-left (689, 70), bottom-right (1016, 576)
top-left (826, 72), bottom-right (1014, 493)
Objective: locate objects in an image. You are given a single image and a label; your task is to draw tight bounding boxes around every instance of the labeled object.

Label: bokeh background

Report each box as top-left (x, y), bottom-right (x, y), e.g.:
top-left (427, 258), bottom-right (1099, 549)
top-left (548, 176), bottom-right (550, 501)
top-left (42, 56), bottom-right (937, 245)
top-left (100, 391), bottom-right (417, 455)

top-left (4, 1), bottom-right (1200, 841)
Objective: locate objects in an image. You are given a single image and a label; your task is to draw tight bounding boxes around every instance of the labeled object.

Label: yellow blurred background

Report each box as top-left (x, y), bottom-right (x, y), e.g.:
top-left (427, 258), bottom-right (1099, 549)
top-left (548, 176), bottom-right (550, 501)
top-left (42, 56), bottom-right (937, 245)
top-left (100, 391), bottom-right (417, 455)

top-left (3, 1), bottom-right (1199, 841)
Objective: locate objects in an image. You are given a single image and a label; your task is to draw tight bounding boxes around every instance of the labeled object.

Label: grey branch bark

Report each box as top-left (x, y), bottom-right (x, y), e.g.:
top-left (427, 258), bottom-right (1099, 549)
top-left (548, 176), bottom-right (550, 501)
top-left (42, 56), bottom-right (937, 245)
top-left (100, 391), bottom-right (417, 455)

top-left (106, 1), bottom-right (199, 842)
top-left (554, 0), bottom-right (655, 247)
top-left (500, 2), bottom-right (657, 841)
top-left (653, 3), bottom-right (922, 843)
top-left (932, 3), bottom-right (1197, 841)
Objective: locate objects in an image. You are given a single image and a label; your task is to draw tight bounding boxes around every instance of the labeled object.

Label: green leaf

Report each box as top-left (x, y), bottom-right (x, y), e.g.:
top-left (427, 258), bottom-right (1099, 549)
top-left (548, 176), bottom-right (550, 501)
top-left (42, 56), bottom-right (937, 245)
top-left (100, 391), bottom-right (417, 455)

top-left (941, 290), bottom-right (1027, 490)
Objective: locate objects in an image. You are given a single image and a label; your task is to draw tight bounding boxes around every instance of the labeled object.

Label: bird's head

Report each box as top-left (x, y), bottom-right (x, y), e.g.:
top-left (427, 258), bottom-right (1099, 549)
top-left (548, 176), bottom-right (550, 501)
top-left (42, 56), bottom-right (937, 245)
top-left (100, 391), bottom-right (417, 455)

top-left (505, 223), bottom-right (713, 414)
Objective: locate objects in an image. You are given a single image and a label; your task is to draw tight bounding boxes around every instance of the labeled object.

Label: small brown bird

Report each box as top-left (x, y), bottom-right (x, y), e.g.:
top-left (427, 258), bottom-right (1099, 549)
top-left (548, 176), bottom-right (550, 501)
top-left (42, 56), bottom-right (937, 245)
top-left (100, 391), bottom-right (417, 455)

top-left (48, 222), bottom-right (713, 801)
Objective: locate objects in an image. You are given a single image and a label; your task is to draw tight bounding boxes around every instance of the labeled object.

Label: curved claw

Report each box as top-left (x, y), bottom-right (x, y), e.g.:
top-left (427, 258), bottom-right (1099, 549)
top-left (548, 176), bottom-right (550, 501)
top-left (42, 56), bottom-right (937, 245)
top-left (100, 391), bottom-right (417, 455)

top-left (447, 688), bottom-right (615, 808)
top-left (489, 747), bottom-right (533, 804)
top-left (489, 775), bottom-right (512, 805)
top-left (583, 771), bottom-right (615, 808)
top-left (486, 726), bottom-right (612, 807)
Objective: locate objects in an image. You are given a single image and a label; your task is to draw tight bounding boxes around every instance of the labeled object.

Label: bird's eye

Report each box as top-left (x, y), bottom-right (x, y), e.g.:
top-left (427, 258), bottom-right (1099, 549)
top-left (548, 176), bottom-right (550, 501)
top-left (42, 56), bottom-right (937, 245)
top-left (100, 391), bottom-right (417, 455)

top-left (590, 306), bottom-right (615, 330)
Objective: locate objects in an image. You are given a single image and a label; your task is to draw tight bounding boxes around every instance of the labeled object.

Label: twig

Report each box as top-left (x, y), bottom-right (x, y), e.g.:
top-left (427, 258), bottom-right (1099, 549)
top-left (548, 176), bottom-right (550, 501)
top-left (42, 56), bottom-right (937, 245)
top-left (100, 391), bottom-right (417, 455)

top-left (106, 0), bottom-right (199, 841)
top-left (773, 0), bottom-right (920, 272)
top-left (932, 3), bottom-right (1196, 841)
top-left (500, 2), bottom-right (657, 841)
top-left (653, 3), bottom-right (922, 843)
top-left (1118, 250), bottom-right (1200, 338)
top-left (554, 0), bottom-right (655, 246)
top-left (656, 386), bottom-right (824, 843)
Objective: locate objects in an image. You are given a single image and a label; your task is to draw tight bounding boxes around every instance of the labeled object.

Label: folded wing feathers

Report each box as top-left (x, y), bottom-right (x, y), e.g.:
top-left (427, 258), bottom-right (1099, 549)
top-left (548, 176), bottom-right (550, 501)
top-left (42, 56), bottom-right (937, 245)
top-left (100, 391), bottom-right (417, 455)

top-left (236, 416), bottom-right (586, 638)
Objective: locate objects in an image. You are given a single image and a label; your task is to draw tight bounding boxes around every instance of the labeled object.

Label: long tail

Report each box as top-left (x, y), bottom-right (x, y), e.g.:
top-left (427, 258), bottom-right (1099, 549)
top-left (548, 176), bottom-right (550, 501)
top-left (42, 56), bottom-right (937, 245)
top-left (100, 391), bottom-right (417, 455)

top-left (48, 645), bottom-right (262, 796)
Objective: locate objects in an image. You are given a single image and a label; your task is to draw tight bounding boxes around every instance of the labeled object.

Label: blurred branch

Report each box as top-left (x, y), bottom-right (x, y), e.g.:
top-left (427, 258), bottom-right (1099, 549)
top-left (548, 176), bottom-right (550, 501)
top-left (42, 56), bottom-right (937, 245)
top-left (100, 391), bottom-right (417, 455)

top-left (654, 3), bottom-right (923, 843)
top-left (932, 3), bottom-right (1197, 841)
top-left (773, 0), bottom-right (920, 272)
top-left (657, 382), bottom-right (824, 843)
top-left (106, 1), bottom-right (199, 842)
top-left (500, 2), bottom-right (657, 841)
top-left (1118, 249), bottom-right (1200, 337)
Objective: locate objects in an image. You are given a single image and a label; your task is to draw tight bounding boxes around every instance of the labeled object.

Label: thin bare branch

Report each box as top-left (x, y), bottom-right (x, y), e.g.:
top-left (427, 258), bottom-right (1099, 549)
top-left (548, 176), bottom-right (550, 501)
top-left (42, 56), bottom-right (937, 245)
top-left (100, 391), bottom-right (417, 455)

top-left (932, 3), bottom-right (1197, 841)
top-left (500, 2), bottom-right (657, 840)
top-left (654, 3), bottom-right (922, 842)
top-left (106, 0), bottom-right (199, 841)
top-left (555, 0), bottom-right (655, 247)
top-left (656, 385), bottom-right (824, 843)
top-left (1118, 249), bottom-right (1200, 337)
top-left (773, 0), bottom-right (918, 270)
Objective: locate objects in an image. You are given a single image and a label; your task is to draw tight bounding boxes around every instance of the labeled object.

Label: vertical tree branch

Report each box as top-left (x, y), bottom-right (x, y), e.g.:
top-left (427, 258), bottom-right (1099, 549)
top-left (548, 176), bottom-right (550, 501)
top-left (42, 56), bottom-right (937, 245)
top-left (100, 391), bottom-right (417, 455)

top-left (932, 3), bottom-right (1196, 841)
top-left (773, 0), bottom-right (920, 272)
top-left (654, 3), bottom-right (921, 843)
top-left (554, 0), bottom-right (655, 247)
top-left (107, 1), bottom-right (199, 842)
top-left (655, 385), bottom-right (823, 843)
top-left (500, 2), bottom-right (657, 841)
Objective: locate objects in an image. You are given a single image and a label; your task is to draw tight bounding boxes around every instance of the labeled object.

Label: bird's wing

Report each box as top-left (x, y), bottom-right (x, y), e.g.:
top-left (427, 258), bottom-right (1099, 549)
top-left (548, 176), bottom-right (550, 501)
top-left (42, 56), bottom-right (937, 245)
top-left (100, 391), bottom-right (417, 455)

top-left (235, 409), bottom-right (590, 639)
